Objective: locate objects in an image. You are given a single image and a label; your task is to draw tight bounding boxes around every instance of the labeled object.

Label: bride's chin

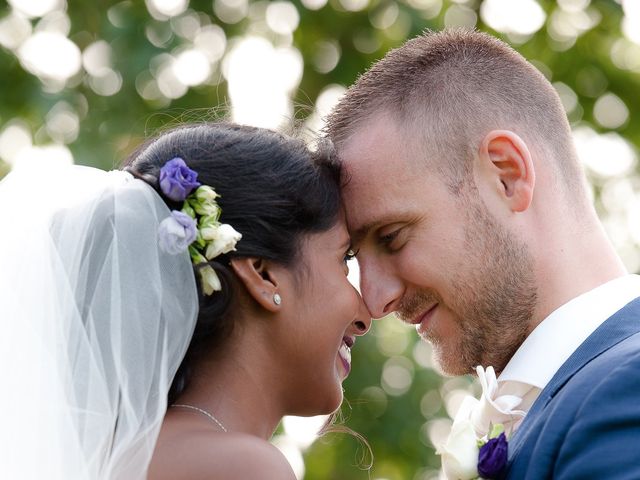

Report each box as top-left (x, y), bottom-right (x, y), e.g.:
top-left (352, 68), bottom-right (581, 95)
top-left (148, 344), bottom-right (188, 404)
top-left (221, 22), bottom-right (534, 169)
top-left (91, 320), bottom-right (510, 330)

top-left (288, 377), bottom-right (344, 417)
top-left (320, 392), bottom-right (343, 416)
top-left (316, 383), bottom-right (344, 416)
top-left (301, 358), bottom-right (349, 415)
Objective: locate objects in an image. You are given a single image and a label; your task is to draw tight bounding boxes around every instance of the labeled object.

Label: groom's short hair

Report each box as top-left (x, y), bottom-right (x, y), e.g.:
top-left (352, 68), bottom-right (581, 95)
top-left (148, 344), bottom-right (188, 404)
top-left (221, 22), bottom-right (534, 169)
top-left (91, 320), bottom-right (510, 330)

top-left (326, 29), bottom-right (584, 196)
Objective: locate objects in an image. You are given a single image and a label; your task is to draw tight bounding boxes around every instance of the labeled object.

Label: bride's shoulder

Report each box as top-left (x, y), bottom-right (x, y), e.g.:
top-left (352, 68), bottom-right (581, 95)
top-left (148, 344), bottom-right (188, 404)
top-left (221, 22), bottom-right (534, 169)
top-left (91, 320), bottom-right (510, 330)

top-left (210, 432), bottom-right (297, 479)
top-left (149, 429), bottom-right (296, 480)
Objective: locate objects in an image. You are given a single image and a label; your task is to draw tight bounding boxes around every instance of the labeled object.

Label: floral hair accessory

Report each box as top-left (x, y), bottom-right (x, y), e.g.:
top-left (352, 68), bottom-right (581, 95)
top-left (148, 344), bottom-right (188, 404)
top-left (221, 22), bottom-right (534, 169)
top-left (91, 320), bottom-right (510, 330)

top-left (159, 157), bottom-right (201, 202)
top-left (157, 158), bottom-right (241, 295)
top-left (158, 210), bottom-right (198, 254)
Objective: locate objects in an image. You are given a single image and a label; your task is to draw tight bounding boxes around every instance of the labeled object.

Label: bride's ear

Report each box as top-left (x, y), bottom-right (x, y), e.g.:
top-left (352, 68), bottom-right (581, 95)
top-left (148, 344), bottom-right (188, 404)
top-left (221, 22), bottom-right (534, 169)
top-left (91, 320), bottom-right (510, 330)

top-left (230, 257), bottom-right (283, 313)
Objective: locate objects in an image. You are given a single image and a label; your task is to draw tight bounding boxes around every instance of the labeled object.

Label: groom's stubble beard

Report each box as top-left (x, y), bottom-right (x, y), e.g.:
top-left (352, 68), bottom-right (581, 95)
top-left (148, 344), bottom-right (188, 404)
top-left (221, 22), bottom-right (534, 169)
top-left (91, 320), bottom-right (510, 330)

top-left (397, 198), bottom-right (537, 376)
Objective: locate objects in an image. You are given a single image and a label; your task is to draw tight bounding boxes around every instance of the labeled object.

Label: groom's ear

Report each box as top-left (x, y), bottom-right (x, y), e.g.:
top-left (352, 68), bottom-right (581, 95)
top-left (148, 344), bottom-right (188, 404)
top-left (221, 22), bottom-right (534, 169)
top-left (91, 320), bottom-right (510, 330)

top-left (230, 257), bottom-right (282, 313)
top-left (478, 130), bottom-right (535, 213)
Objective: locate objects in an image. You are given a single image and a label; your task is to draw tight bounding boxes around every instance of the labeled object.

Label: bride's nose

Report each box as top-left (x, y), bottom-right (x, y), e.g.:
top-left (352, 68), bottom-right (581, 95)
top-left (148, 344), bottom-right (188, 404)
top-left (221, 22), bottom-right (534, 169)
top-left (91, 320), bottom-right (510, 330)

top-left (352, 294), bottom-right (372, 336)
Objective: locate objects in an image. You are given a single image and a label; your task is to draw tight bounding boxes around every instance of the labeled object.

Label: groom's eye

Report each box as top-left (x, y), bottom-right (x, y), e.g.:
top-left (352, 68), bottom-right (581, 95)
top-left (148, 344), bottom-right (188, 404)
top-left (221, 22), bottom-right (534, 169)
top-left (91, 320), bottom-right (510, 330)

top-left (378, 229), bottom-right (402, 251)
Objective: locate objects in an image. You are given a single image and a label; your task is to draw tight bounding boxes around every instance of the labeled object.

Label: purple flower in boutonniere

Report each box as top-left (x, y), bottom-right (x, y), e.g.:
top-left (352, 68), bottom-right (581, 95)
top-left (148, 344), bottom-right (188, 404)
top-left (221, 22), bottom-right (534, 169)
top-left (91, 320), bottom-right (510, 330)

top-left (159, 157), bottom-right (200, 202)
top-left (478, 432), bottom-right (508, 479)
top-left (439, 417), bottom-right (509, 479)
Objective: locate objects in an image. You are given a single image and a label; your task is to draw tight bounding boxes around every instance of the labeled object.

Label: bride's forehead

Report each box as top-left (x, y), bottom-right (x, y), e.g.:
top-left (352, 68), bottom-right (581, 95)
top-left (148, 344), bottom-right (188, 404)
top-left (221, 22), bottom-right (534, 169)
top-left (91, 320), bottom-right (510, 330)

top-left (300, 222), bottom-right (350, 251)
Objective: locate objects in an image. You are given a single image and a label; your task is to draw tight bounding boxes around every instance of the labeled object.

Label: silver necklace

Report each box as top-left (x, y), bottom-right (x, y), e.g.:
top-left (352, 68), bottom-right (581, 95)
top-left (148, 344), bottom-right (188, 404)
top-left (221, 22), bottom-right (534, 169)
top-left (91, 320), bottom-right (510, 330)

top-left (171, 403), bottom-right (228, 432)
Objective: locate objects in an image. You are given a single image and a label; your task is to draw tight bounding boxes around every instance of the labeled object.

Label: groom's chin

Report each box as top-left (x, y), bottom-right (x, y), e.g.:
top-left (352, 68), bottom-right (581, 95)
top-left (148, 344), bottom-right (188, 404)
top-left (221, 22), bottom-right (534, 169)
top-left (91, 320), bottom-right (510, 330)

top-left (429, 341), bottom-right (474, 377)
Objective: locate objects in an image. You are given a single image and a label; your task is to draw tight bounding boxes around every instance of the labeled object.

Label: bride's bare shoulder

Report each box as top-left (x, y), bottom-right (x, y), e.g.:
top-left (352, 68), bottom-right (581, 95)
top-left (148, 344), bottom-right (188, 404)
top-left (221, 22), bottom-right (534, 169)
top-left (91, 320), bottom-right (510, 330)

top-left (149, 428), bottom-right (296, 480)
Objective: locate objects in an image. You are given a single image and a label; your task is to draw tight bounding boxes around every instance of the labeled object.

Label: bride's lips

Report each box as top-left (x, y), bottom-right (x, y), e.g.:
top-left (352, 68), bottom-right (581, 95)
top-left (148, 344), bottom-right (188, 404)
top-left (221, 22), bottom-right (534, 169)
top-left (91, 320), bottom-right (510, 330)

top-left (338, 336), bottom-right (354, 375)
top-left (412, 304), bottom-right (438, 336)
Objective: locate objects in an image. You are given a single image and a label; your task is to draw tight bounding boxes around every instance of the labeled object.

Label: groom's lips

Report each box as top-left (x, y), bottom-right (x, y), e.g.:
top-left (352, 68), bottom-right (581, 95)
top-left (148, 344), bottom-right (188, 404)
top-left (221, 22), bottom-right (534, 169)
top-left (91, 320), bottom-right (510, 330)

top-left (412, 304), bottom-right (438, 335)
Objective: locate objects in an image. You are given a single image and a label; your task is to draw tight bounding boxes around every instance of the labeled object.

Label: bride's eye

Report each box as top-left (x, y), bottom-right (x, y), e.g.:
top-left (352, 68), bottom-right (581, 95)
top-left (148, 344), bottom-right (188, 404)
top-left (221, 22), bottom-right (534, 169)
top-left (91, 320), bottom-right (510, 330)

top-left (342, 247), bottom-right (358, 275)
top-left (343, 248), bottom-right (358, 263)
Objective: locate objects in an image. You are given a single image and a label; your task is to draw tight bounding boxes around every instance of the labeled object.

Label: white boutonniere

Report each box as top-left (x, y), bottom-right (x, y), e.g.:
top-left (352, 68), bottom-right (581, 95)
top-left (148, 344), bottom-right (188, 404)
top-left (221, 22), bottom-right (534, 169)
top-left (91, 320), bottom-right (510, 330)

top-left (438, 366), bottom-right (513, 480)
top-left (439, 419), bottom-right (509, 480)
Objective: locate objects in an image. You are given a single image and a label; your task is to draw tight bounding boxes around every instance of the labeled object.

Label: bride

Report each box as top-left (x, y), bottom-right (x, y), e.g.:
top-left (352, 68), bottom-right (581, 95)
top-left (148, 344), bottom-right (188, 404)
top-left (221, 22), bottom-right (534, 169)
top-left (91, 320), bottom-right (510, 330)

top-left (0, 122), bottom-right (371, 479)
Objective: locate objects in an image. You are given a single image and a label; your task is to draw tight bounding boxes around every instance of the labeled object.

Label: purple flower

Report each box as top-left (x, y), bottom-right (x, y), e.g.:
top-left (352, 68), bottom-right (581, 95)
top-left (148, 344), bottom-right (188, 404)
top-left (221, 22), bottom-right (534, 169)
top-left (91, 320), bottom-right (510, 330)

top-left (158, 210), bottom-right (197, 254)
top-left (159, 157), bottom-right (200, 202)
top-left (477, 432), bottom-right (508, 479)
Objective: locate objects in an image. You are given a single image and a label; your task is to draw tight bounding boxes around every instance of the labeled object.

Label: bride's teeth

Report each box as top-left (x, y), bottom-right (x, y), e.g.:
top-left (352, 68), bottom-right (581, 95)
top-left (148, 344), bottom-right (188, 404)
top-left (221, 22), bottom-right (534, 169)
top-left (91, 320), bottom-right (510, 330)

top-left (339, 342), bottom-right (351, 364)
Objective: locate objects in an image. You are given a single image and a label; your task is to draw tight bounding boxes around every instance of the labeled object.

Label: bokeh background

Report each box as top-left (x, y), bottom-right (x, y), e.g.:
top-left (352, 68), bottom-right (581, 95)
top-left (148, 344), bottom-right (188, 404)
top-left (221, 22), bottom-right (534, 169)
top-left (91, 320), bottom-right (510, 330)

top-left (1, 0), bottom-right (639, 478)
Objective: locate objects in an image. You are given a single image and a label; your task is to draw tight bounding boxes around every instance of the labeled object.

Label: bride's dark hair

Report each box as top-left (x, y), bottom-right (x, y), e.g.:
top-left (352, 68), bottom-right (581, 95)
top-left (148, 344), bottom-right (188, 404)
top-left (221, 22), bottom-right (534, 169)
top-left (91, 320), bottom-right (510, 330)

top-left (123, 122), bottom-right (342, 404)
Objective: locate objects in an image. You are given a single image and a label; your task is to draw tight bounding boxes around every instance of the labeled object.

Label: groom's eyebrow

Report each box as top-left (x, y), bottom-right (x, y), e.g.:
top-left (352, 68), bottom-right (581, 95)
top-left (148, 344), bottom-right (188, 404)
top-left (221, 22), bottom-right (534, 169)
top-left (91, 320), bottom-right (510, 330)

top-left (352, 223), bottom-right (375, 244)
top-left (352, 211), bottom-right (413, 245)
top-left (351, 217), bottom-right (391, 245)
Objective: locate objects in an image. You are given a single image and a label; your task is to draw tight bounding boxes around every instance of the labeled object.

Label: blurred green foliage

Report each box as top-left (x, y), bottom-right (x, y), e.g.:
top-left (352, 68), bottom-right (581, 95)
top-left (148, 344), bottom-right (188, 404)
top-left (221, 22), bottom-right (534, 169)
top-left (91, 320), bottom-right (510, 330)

top-left (1, 1), bottom-right (638, 479)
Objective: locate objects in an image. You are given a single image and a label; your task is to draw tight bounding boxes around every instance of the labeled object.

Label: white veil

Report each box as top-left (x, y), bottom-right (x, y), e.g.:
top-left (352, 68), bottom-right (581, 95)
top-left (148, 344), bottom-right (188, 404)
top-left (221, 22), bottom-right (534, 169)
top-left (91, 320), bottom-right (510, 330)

top-left (0, 160), bottom-right (199, 479)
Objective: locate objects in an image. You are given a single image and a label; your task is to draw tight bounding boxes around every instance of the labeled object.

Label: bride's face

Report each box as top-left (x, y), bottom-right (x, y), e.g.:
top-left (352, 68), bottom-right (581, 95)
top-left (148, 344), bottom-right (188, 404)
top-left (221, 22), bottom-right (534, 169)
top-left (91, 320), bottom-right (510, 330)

top-left (276, 217), bottom-right (372, 415)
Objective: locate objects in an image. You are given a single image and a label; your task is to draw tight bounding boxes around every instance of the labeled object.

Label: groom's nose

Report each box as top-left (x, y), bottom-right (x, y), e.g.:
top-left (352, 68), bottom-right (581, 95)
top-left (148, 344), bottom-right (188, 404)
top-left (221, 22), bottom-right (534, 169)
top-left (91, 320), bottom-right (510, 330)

top-left (359, 256), bottom-right (403, 319)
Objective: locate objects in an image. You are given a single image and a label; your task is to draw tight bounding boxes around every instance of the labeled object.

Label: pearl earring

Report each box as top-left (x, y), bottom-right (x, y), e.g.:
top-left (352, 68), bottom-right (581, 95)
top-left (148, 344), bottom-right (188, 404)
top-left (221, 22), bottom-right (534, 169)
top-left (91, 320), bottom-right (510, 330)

top-left (273, 293), bottom-right (282, 305)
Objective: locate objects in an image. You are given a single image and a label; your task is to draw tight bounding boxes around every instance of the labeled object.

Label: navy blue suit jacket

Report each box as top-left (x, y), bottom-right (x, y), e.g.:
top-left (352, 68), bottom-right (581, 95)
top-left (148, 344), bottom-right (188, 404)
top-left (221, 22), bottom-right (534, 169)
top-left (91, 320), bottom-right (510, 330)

top-left (505, 296), bottom-right (640, 479)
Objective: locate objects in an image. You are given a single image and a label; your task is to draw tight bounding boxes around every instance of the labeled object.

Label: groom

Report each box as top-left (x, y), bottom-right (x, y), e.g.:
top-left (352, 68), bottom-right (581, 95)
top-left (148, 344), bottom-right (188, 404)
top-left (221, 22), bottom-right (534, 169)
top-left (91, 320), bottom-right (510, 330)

top-left (326, 29), bottom-right (640, 478)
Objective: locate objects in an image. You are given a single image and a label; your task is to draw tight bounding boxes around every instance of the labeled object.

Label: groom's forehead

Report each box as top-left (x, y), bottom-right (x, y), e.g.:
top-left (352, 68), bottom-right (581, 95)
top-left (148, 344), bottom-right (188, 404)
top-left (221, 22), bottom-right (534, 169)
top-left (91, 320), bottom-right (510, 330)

top-left (336, 111), bottom-right (432, 180)
top-left (338, 124), bottom-right (421, 192)
top-left (340, 160), bottom-right (418, 242)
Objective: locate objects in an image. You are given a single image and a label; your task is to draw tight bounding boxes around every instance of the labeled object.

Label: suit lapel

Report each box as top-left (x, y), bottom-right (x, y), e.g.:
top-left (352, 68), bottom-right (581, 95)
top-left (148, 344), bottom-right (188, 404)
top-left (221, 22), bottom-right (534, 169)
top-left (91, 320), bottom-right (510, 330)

top-left (508, 296), bottom-right (640, 460)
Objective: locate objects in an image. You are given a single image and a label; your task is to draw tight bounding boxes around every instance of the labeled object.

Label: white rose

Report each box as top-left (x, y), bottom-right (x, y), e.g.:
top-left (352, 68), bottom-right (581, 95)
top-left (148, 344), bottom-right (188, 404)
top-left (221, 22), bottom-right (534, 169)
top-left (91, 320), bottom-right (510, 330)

top-left (193, 201), bottom-right (221, 217)
top-left (204, 223), bottom-right (242, 260)
top-left (200, 226), bottom-right (219, 241)
top-left (199, 264), bottom-right (222, 295)
top-left (439, 418), bottom-right (480, 480)
top-left (195, 185), bottom-right (218, 202)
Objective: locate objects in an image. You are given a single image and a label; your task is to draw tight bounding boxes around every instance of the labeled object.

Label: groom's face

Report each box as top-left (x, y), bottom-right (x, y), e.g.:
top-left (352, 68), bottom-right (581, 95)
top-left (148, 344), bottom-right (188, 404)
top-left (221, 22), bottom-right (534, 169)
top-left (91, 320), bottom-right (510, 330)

top-left (338, 115), bottom-right (536, 375)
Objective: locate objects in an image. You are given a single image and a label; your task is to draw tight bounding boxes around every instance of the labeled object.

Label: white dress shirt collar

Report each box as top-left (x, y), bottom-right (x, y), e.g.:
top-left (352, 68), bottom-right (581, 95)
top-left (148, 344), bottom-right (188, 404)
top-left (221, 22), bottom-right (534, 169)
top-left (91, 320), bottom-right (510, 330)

top-left (498, 274), bottom-right (640, 390)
